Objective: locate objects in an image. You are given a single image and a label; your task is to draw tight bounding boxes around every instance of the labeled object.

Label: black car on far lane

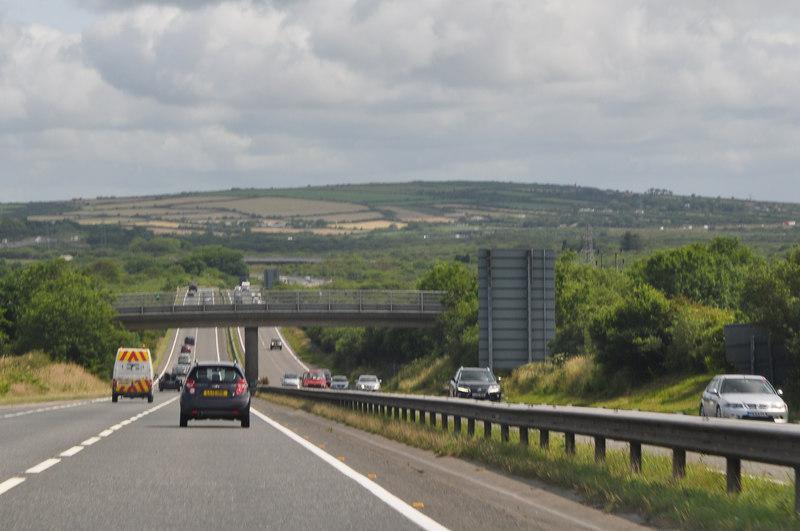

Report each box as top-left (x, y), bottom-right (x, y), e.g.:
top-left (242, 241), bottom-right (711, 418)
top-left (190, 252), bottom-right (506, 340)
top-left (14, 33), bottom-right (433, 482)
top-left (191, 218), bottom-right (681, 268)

top-left (180, 361), bottom-right (250, 428)
top-left (449, 366), bottom-right (502, 401)
top-left (158, 372), bottom-right (182, 391)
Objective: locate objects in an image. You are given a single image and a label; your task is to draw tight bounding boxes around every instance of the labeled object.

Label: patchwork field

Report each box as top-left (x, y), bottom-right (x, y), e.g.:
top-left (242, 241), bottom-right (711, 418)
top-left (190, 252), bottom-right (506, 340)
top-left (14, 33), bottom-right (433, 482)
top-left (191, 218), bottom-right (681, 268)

top-left (26, 191), bottom-right (450, 234)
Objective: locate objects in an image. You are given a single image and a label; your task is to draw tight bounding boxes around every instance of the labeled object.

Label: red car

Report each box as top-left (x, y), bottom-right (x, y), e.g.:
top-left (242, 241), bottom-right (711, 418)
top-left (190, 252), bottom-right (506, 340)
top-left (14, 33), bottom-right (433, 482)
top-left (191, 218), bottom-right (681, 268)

top-left (181, 344), bottom-right (192, 353)
top-left (302, 370), bottom-right (328, 389)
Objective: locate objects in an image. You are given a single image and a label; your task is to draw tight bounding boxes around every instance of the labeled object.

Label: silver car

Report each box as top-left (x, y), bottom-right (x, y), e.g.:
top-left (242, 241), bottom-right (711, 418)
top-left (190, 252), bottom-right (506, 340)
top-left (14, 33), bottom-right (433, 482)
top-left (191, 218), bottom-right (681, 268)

top-left (330, 375), bottom-right (349, 390)
top-left (700, 374), bottom-right (788, 423)
top-left (355, 374), bottom-right (381, 392)
top-left (281, 372), bottom-right (301, 388)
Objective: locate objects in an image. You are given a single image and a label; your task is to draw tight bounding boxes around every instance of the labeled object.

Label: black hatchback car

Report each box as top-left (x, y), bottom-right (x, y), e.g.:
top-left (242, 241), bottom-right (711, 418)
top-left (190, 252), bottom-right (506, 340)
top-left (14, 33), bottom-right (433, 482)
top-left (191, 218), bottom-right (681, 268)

top-left (449, 367), bottom-right (502, 401)
top-left (180, 361), bottom-right (250, 428)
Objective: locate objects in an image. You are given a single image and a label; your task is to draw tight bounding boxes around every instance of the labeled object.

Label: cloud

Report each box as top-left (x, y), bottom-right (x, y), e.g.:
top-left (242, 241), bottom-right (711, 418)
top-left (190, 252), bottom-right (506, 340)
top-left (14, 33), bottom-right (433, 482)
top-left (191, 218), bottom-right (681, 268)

top-left (2, 1), bottom-right (800, 202)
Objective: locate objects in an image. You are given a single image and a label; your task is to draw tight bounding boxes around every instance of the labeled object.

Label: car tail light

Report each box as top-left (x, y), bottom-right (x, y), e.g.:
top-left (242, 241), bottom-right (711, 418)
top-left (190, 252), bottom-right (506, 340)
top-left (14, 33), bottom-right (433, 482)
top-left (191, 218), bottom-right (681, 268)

top-left (185, 378), bottom-right (196, 395)
top-left (235, 378), bottom-right (247, 396)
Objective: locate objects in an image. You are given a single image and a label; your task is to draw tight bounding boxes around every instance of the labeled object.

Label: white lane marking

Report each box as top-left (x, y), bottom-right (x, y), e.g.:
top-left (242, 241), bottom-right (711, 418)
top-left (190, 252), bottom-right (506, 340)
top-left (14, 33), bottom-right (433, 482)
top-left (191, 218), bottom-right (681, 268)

top-left (0, 396), bottom-right (181, 498)
top-left (277, 328), bottom-right (309, 371)
top-left (251, 408), bottom-right (448, 531)
top-left (60, 446), bottom-right (84, 457)
top-left (1, 398), bottom-right (106, 419)
top-left (215, 327), bottom-right (221, 362)
top-left (26, 459), bottom-right (60, 474)
top-left (0, 477), bottom-right (25, 495)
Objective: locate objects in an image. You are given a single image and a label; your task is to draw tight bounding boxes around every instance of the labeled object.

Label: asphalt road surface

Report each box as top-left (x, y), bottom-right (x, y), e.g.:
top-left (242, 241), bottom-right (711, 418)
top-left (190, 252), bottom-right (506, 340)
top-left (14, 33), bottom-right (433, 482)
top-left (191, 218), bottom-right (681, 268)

top-left (0, 320), bottom-right (652, 529)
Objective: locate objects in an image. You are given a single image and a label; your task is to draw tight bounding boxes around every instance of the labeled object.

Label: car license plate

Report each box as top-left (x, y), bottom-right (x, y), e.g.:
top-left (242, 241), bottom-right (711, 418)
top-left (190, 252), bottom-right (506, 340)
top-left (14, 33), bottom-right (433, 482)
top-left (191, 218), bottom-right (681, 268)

top-left (747, 411), bottom-right (767, 417)
top-left (203, 389), bottom-right (227, 397)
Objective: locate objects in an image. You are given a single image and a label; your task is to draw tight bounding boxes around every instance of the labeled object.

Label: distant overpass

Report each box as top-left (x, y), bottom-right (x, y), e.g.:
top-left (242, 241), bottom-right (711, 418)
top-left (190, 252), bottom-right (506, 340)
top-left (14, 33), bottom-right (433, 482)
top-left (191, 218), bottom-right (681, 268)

top-left (112, 289), bottom-right (446, 330)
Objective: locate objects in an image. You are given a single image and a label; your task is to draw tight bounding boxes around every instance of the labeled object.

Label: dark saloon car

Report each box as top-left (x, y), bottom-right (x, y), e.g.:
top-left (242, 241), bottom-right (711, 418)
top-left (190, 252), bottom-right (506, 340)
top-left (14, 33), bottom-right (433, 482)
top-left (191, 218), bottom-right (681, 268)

top-left (159, 372), bottom-right (182, 391)
top-left (270, 338), bottom-right (283, 350)
top-left (449, 367), bottom-right (502, 401)
top-left (180, 361), bottom-right (250, 428)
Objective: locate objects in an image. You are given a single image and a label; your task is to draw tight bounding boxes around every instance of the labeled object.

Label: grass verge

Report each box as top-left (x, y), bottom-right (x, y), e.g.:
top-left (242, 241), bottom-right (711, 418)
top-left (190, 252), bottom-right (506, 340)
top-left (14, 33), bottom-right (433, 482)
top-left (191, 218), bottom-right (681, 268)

top-left (259, 392), bottom-right (799, 530)
top-left (0, 351), bottom-right (108, 405)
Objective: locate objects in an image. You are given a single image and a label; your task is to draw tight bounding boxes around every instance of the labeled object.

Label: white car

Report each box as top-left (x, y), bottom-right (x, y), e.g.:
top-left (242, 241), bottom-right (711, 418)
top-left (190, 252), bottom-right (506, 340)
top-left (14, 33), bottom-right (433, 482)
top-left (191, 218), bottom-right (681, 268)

top-left (355, 374), bottom-right (381, 392)
top-left (281, 372), bottom-right (301, 388)
top-left (330, 375), bottom-right (349, 390)
top-left (700, 374), bottom-right (788, 423)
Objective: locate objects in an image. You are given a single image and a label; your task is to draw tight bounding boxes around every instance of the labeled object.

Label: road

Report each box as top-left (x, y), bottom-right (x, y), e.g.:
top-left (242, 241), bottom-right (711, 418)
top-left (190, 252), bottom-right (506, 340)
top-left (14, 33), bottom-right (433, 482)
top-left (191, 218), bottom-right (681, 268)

top-left (0, 302), bottom-right (651, 529)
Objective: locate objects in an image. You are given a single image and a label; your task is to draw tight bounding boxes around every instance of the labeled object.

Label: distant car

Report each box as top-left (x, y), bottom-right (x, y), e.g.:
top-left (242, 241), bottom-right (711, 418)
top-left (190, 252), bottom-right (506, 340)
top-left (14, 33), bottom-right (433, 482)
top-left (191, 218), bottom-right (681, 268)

top-left (302, 370), bottom-right (328, 389)
top-left (159, 372), bottom-right (182, 391)
top-left (173, 363), bottom-right (190, 377)
top-left (449, 367), bottom-right (501, 401)
top-left (178, 353), bottom-right (191, 365)
top-left (180, 361), bottom-right (250, 428)
top-left (330, 375), bottom-right (349, 390)
top-left (355, 374), bottom-right (381, 392)
top-left (281, 372), bottom-right (301, 388)
top-left (700, 374), bottom-right (788, 423)
top-left (270, 338), bottom-right (282, 350)
top-left (184, 336), bottom-right (195, 345)
top-left (181, 344), bottom-right (192, 353)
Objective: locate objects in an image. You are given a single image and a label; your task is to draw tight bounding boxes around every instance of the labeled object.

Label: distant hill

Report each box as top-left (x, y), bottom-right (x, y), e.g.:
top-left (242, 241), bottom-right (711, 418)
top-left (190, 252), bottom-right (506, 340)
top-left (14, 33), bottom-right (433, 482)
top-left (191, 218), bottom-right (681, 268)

top-left (10, 181), bottom-right (800, 232)
top-left (3, 181), bottom-right (800, 260)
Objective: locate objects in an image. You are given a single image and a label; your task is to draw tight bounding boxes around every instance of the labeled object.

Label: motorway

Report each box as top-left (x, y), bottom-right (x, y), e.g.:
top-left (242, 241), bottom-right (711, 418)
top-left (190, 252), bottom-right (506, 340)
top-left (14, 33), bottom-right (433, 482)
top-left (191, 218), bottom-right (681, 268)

top-left (0, 291), bottom-right (650, 529)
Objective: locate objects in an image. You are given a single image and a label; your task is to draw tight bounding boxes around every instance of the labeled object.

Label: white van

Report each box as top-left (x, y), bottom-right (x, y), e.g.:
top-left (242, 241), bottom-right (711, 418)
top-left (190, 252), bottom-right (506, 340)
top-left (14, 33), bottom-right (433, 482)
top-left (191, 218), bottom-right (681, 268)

top-left (112, 347), bottom-right (154, 403)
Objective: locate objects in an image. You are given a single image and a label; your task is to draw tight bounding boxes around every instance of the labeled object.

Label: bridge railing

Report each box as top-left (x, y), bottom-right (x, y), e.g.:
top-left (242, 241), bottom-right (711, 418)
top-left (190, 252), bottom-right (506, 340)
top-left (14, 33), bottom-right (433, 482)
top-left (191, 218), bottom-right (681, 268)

top-left (112, 289), bottom-right (446, 314)
top-left (262, 386), bottom-right (800, 512)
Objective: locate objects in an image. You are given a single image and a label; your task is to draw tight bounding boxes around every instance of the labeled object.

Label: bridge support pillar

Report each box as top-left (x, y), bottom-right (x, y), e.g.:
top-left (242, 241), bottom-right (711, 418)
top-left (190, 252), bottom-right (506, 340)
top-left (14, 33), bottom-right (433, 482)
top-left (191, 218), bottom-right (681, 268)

top-left (244, 327), bottom-right (259, 388)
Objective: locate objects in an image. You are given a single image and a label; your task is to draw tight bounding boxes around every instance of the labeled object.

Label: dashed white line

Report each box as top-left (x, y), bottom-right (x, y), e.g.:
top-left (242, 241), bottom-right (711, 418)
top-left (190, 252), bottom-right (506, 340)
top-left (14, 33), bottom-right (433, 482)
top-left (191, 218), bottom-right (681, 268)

top-left (26, 459), bottom-right (60, 474)
top-left (0, 477), bottom-right (25, 495)
top-left (60, 446), bottom-right (84, 457)
top-left (0, 396), bottom-right (181, 499)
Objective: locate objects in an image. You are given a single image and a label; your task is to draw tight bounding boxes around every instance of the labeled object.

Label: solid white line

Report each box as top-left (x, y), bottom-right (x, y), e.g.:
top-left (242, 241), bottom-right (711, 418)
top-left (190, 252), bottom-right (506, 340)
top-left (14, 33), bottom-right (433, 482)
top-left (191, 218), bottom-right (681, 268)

top-left (26, 458), bottom-right (60, 474)
top-left (251, 408), bottom-right (448, 531)
top-left (0, 477), bottom-right (25, 496)
top-left (60, 446), bottom-right (83, 457)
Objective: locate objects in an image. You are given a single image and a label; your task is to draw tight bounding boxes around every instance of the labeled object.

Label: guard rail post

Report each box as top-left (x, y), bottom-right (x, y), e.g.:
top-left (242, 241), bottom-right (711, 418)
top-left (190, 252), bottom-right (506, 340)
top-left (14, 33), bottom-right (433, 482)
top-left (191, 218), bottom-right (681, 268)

top-left (484, 420), bottom-right (492, 439)
top-left (540, 429), bottom-right (549, 449)
top-left (467, 418), bottom-right (475, 436)
top-left (595, 437), bottom-right (606, 462)
top-left (565, 432), bottom-right (575, 454)
top-left (519, 427), bottom-right (529, 446)
top-left (673, 449), bottom-right (686, 478)
top-left (501, 424), bottom-right (509, 443)
top-left (442, 414), bottom-right (449, 431)
top-left (631, 442), bottom-right (642, 473)
top-left (727, 458), bottom-right (742, 494)
top-left (453, 416), bottom-right (461, 433)
top-left (430, 411), bottom-right (437, 427)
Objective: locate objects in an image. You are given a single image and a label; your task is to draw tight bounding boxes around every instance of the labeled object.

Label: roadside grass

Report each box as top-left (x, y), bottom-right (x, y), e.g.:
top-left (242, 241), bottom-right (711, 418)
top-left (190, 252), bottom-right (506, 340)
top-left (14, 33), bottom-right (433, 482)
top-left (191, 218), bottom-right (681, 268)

top-left (280, 327), bottom-right (316, 366)
top-left (503, 355), bottom-right (713, 416)
top-left (0, 352), bottom-right (107, 405)
top-left (259, 393), bottom-right (799, 530)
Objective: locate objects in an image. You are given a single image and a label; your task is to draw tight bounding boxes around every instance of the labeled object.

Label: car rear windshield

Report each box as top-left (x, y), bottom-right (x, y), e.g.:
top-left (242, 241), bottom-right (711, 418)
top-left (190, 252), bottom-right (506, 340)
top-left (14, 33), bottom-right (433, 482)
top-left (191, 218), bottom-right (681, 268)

top-left (192, 367), bottom-right (242, 383)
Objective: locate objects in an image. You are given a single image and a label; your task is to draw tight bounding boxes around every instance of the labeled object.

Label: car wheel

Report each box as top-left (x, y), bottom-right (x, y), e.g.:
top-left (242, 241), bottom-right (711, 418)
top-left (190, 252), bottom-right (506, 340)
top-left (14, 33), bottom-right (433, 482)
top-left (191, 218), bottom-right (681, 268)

top-left (241, 416), bottom-right (250, 428)
top-left (112, 393), bottom-right (118, 403)
top-left (180, 414), bottom-right (188, 427)
top-left (148, 393), bottom-right (154, 403)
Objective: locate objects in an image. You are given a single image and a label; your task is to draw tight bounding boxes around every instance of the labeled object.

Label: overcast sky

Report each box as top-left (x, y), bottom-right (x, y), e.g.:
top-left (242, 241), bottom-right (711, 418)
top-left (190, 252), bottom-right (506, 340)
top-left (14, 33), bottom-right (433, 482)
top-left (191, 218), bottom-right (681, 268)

top-left (1, 1), bottom-right (799, 204)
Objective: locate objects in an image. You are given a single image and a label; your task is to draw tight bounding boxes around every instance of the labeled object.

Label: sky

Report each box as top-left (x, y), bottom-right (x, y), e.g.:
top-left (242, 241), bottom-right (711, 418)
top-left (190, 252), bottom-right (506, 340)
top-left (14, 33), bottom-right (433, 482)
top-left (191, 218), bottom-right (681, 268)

top-left (1, 1), bottom-right (800, 204)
